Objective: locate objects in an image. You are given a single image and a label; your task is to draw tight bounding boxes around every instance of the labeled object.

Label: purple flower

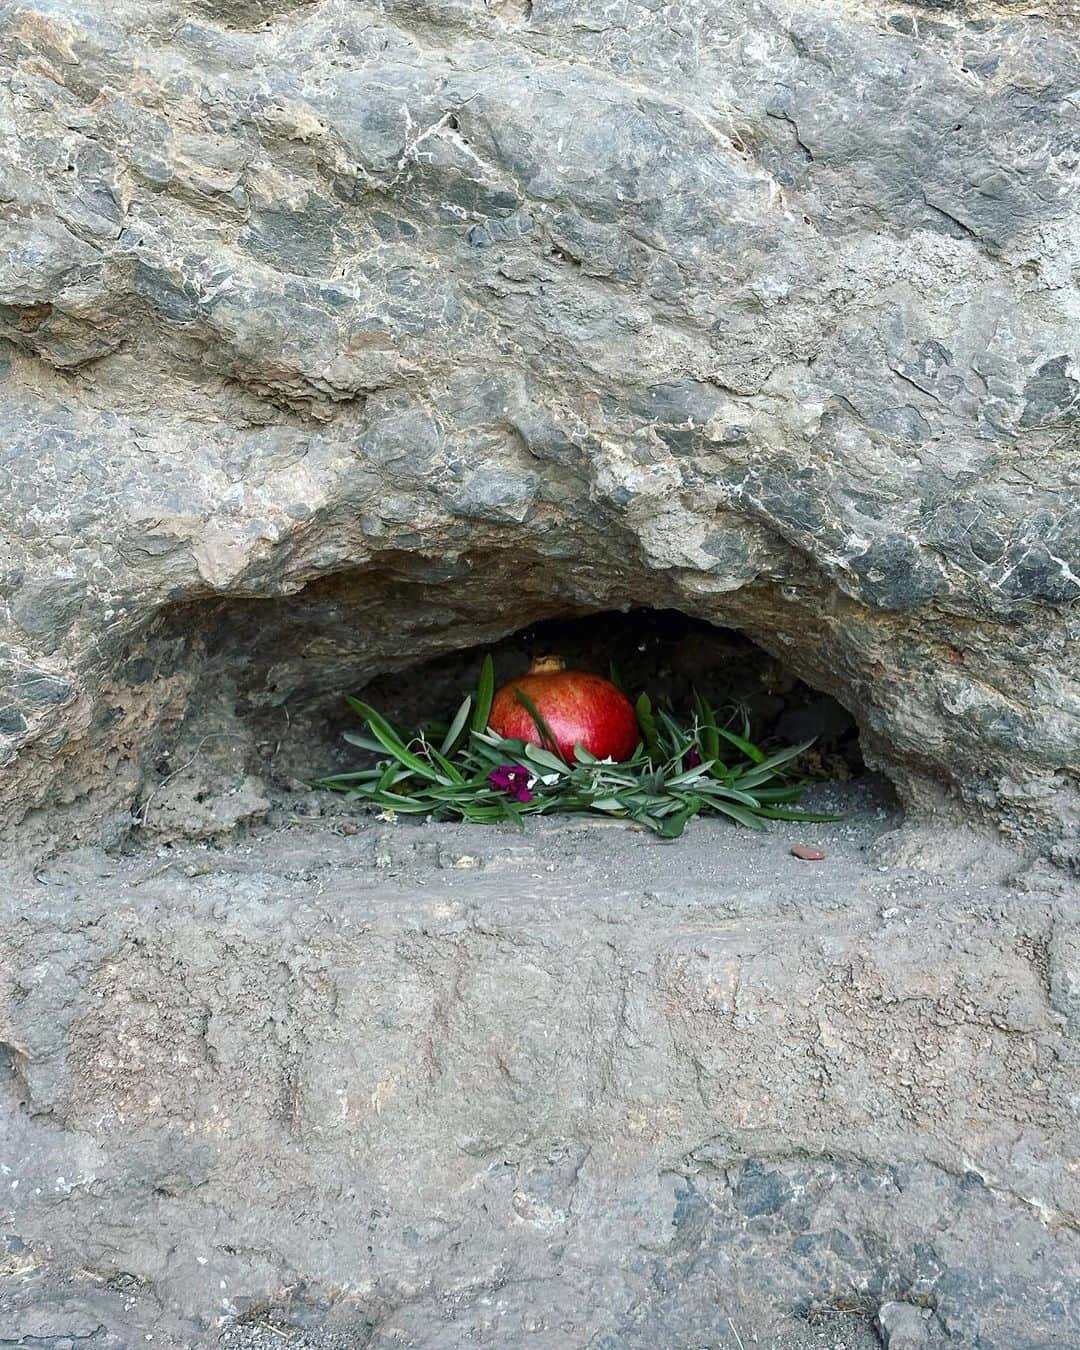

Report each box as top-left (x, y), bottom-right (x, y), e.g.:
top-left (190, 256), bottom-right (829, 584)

top-left (684, 746), bottom-right (702, 770)
top-left (488, 764), bottom-right (533, 803)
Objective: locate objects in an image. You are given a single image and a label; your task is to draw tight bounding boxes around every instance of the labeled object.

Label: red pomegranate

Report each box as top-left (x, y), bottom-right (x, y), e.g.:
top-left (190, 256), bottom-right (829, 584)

top-left (489, 656), bottom-right (639, 764)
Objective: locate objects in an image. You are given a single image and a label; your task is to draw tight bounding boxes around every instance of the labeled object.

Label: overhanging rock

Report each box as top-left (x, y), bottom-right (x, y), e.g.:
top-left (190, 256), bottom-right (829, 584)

top-left (0, 0), bottom-right (1077, 860)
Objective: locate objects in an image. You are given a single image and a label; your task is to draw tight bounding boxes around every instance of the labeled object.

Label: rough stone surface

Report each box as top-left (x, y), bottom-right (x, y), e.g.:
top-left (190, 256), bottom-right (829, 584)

top-left (878, 1300), bottom-right (933, 1350)
top-left (0, 0), bottom-right (1078, 861)
top-left (2, 3), bottom-right (1079, 1343)
top-left (2, 799), bottom-right (1079, 1347)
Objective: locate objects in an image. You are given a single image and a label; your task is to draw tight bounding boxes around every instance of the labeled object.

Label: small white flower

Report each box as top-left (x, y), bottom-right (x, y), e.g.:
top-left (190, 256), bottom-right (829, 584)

top-left (540, 772), bottom-right (561, 785)
top-left (376, 808), bottom-right (397, 822)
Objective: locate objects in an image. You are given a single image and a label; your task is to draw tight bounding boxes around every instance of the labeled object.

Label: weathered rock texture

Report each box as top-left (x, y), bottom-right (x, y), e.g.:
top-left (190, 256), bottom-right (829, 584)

top-left (2, 816), bottom-right (1079, 1347)
top-left (0, 0), bottom-right (1077, 858)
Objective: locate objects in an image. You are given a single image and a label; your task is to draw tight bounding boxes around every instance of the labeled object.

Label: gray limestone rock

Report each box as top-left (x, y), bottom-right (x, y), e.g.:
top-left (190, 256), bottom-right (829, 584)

top-left (1, 814), bottom-right (1078, 1346)
top-left (878, 1300), bottom-right (933, 1349)
top-left (1, 4), bottom-right (1079, 1339)
top-left (0, 0), bottom-right (1076, 861)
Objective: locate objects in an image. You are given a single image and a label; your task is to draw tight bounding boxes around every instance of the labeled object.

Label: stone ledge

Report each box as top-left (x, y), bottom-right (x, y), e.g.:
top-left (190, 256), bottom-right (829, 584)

top-left (2, 814), bottom-right (1075, 1347)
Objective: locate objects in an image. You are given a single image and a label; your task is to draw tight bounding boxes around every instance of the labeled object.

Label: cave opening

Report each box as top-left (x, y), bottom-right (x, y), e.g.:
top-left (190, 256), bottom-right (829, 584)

top-left (343, 609), bottom-right (867, 785)
top-left (135, 597), bottom-right (897, 843)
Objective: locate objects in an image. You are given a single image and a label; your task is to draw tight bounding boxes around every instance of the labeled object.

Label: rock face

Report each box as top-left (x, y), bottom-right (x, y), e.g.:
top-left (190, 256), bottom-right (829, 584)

top-left (3, 817), bottom-right (1079, 1347)
top-left (1, 0), bottom-right (1078, 859)
top-left (2, 7), bottom-right (1079, 1339)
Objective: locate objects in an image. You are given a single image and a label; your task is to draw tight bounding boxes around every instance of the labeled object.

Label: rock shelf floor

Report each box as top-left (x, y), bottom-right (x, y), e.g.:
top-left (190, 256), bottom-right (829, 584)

top-left (2, 777), bottom-right (1074, 1349)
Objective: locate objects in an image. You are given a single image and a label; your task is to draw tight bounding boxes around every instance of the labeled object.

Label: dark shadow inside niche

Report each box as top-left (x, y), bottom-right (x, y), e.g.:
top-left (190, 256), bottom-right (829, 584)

top-left (131, 588), bottom-right (899, 843)
top-left (0, 1041), bottom-right (30, 1113)
top-left (342, 609), bottom-right (867, 784)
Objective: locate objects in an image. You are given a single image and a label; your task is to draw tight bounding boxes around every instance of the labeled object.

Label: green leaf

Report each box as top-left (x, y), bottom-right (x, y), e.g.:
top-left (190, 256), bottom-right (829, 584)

top-left (523, 742), bottom-right (567, 774)
top-left (424, 740), bottom-right (466, 784)
top-left (513, 687), bottom-right (566, 760)
top-left (656, 801), bottom-right (699, 838)
top-left (470, 654), bottom-right (495, 735)
top-left (441, 695), bottom-right (473, 757)
top-left (716, 724), bottom-right (766, 764)
top-left (364, 790), bottom-right (431, 811)
top-left (491, 794), bottom-right (527, 827)
top-left (709, 800), bottom-right (767, 829)
top-left (322, 676), bottom-right (843, 839)
top-left (744, 785), bottom-right (806, 803)
top-left (313, 769), bottom-right (383, 784)
top-left (656, 708), bottom-right (696, 758)
top-left (376, 760), bottom-right (411, 793)
top-left (459, 802), bottom-right (508, 824)
top-left (342, 731), bottom-right (390, 754)
top-left (636, 692), bottom-right (662, 762)
top-left (347, 699), bottom-right (445, 782)
top-left (665, 760), bottom-right (716, 787)
top-left (693, 690), bottom-right (723, 767)
top-left (470, 730), bottom-right (521, 760)
top-left (696, 784), bottom-right (763, 809)
top-left (732, 741), bottom-right (813, 788)
top-left (608, 660), bottom-right (625, 692)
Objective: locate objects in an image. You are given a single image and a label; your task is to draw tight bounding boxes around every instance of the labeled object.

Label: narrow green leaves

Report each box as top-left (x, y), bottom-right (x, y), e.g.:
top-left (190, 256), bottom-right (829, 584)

top-left (470, 654), bottom-right (495, 735)
top-left (513, 686), bottom-right (566, 760)
top-left (318, 658), bottom-right (840, 838)
top-left (693, 690), bottom-right (723, 769)
top-left (346, 698), bottom-right (443, 781)
top-left (716, 724), bottom-right (766, 764)
top-left (441, 695), bottom-right (473, 757)
top-left (636, 692), bottom-right (662, 761)
top-left (523, 742), bottom-right (567, 774)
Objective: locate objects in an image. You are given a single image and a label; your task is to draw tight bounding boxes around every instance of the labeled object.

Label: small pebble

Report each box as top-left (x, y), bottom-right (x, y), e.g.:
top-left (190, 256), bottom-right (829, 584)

top-left (791, 844), bottom-right (826, 861)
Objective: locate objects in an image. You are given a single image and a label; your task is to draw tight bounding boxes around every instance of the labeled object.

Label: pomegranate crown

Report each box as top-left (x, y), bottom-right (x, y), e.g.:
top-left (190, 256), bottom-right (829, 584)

top-left (528, 654), bottom-right (566, 674)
